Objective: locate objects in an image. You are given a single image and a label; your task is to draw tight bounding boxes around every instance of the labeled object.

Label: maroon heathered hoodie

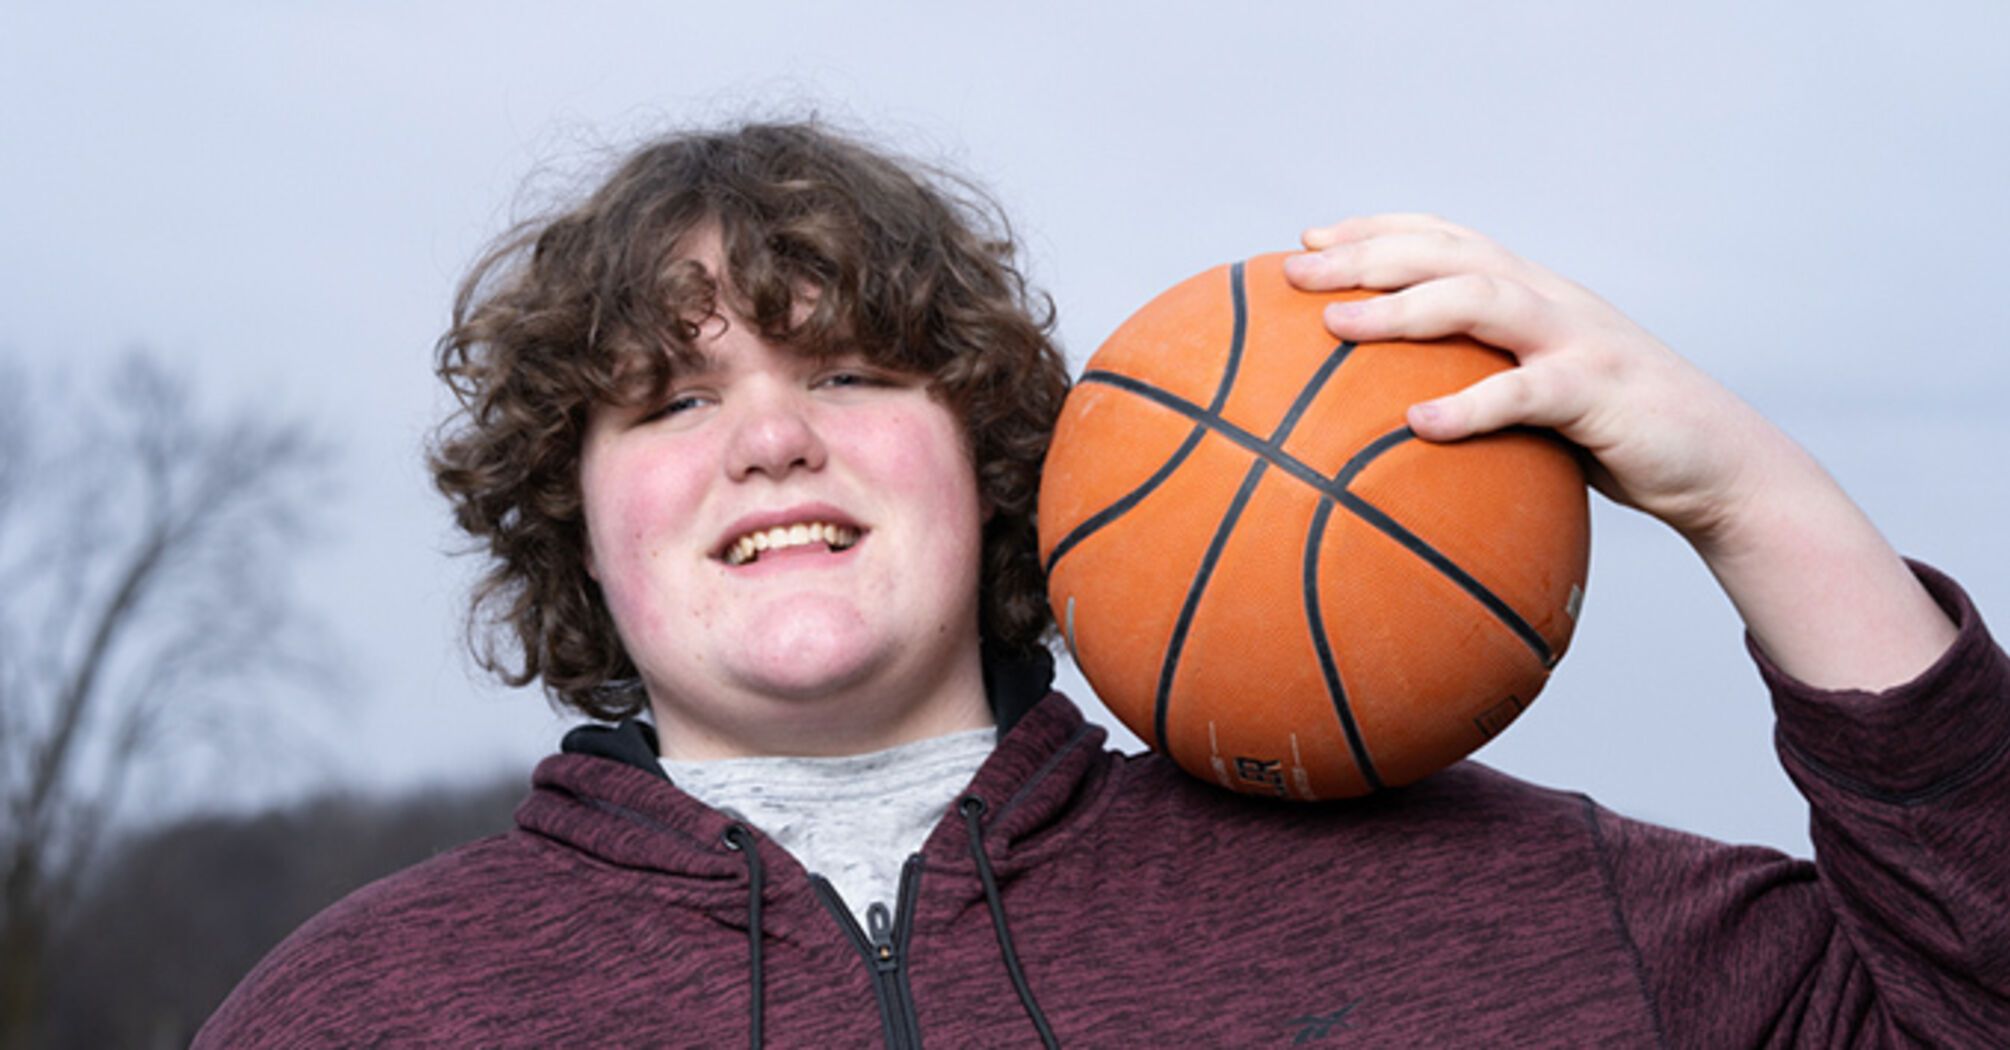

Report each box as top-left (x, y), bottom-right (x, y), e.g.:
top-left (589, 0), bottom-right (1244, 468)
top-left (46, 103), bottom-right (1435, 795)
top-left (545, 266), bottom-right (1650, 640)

top-left (199, 567), bottom-right (2010, 1047)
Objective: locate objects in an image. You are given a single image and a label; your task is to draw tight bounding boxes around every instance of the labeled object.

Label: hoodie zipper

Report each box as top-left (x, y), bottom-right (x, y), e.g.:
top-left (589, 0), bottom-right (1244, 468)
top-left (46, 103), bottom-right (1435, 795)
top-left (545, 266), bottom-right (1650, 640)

top-left (811, 855), bottom-right (925, 1049)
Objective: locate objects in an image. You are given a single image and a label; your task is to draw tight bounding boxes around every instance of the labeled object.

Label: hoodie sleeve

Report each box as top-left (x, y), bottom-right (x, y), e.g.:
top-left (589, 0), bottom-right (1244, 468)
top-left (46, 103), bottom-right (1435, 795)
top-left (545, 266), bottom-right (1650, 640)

top-left (1590, 562), bottom-right (2010, 1048)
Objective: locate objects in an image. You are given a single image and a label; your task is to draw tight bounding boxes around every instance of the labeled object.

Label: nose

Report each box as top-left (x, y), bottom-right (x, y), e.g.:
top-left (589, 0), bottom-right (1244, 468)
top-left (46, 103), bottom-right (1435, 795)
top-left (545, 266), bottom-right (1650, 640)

top-left (725, 382), bottom-right (827, 481)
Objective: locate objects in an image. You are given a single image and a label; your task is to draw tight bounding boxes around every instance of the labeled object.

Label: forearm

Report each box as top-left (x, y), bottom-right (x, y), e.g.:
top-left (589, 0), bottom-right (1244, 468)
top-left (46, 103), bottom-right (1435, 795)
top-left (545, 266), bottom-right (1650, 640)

top-left (1685, 420), bottom-right (1957, 691)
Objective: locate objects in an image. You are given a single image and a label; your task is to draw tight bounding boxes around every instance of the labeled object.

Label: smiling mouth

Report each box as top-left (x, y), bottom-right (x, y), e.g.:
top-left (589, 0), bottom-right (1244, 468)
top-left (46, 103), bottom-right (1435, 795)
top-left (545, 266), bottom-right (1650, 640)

top-left (723, 522), bottom-right (862, 566)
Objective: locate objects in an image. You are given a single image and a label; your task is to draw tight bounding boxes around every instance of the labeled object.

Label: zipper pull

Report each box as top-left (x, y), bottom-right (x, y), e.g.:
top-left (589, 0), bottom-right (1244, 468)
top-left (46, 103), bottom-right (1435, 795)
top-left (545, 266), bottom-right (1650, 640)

top-left (866, 902), bottom-right (898, 970)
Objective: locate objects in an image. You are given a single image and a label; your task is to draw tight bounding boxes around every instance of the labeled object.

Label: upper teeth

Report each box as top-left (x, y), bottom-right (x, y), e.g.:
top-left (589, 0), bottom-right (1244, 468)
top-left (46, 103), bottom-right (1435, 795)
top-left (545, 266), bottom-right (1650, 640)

top-left (725, 522), bottom-right (860, 566)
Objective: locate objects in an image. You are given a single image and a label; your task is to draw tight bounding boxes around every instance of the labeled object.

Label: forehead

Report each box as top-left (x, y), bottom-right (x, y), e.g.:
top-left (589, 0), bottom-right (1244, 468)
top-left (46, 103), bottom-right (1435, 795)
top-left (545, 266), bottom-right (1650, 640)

top-left (596, 217), bottom-right (952, 414)
top-left (678, 318), bottom-right (826, 377)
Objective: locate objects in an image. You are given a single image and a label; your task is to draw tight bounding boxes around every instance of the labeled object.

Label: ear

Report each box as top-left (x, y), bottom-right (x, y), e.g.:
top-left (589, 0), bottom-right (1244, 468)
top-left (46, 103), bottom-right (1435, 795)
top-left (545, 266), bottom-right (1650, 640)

top-left (583, 534), bottom-right (601, 582)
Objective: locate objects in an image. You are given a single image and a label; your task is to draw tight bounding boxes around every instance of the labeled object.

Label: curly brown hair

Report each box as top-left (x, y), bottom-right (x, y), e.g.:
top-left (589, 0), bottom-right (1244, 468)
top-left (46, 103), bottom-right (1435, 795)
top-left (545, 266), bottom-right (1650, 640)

top-left (430, 121), bottom-right (1070, 720)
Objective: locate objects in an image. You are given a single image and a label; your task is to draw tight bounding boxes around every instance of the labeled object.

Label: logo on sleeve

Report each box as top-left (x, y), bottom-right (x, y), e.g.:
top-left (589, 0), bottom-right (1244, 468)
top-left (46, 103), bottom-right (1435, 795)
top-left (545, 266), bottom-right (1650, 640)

top-left (1285, 1002), bottom-right (1358, 1043)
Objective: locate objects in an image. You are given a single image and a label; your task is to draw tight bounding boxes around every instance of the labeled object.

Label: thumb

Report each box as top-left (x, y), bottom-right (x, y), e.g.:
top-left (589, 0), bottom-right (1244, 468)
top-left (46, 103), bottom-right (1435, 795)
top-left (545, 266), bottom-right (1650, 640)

top-left (1407, 368), bottom-right (1545, 442)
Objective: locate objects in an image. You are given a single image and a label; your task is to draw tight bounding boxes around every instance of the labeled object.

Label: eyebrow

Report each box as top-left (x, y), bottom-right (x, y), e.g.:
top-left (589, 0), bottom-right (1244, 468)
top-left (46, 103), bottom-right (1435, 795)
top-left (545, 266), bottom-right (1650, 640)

top-left (675, 350), bottom-right (729, 378)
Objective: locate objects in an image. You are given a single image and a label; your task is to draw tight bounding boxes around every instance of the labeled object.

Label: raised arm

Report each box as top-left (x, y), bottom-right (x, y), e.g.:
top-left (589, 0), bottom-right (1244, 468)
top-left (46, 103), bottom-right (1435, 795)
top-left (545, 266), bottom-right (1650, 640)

top-left (1287, 215), bottom-right (2009, 1045)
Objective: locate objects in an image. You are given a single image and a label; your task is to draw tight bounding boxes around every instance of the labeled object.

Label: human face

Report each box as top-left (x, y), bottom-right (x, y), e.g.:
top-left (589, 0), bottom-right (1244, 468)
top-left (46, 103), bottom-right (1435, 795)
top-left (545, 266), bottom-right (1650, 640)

top-left (578, 290), bottom-right (991, 760)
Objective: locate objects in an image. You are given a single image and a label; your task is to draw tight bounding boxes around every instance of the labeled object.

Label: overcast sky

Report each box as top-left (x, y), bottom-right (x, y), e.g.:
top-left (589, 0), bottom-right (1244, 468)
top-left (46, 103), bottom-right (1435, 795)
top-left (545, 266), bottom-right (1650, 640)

top-left (4, 2), bottom-right (2005, 855)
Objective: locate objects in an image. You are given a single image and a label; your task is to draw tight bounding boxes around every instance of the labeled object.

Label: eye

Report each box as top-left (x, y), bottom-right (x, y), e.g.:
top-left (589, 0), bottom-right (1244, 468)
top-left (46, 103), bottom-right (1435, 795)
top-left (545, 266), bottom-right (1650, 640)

top-left (815, 359), bottom-right (921, 394)
top-left (636, 390), bottom-right (712, 424)
top-left (814, 369), bottom-right (883, 390)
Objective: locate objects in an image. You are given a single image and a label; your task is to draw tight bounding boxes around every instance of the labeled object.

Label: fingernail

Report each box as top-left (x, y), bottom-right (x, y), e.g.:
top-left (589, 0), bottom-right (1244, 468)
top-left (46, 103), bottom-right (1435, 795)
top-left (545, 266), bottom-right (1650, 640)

top-left (1409, 402), bottom-right (1442, 428)
top-left (1327, 300), bottom-right (1367, 321)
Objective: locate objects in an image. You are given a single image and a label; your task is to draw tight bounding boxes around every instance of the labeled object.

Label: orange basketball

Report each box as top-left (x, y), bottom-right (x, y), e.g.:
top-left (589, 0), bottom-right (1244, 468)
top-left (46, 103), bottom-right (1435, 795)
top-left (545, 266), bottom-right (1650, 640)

top-left (1038, 252), bottom-right (1589, 799)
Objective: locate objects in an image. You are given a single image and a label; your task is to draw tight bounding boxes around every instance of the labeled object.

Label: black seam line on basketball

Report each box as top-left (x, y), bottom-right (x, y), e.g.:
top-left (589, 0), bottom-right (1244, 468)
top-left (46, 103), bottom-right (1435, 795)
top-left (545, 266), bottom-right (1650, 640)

top-left (1304, 497), bottom-right (1385, 793)
top-left (1269, 341), bottom-right (1356, 448)
top-left (1043, 426), bottom-right (1207, 576)
top-left (1335, 492), bottom-right (1553, 665)
top-left (1319, 424), bottom-right (1556, 666)
top-left (1331, 426), bottom-right (1416, 489)
top-left (1153, 457), bottom-right (1269, 752)
top-left (1218, 259), bottom-right (1249, 415)
top-left (1327, 423), bottom-right (1559, 668)
top-left (1147, 341), bottom-right (1354, 757)
top-left (1042, 260), bottom-right (1250, 576)
top-left (1078, 369), bottom-right (1555, 667)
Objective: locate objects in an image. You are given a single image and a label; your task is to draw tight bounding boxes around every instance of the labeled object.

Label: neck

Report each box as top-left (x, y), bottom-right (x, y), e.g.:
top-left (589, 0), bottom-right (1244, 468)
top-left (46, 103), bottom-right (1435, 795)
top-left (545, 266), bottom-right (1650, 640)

top-left (649, 648), bottom-right (994, 761)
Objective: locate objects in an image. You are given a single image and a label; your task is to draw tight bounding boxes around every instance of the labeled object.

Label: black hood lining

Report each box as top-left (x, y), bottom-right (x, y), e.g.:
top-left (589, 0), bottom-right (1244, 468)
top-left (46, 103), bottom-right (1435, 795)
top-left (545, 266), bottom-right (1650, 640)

top-left (561, 645), bottom-right (1058, 776)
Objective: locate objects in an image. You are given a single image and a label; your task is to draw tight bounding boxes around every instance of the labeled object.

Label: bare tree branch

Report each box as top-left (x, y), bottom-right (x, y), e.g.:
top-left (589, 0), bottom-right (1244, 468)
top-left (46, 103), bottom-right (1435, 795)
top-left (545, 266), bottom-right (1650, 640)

top-left (0, 359), bottom-right (27, 526)
top-left (0, 349), bottom-right (336, 1048)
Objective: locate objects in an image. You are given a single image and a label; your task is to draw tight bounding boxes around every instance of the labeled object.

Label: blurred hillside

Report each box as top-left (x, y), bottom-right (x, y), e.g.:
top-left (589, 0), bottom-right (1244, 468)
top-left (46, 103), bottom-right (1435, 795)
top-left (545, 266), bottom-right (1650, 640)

top-left (25, 776), bottom-right (523, 1049)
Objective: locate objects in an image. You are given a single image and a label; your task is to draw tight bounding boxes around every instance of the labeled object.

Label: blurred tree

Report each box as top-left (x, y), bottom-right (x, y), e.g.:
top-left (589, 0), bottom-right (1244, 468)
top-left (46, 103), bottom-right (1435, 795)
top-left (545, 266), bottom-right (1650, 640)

top-left (0, 352), bottom-right (332, 1050)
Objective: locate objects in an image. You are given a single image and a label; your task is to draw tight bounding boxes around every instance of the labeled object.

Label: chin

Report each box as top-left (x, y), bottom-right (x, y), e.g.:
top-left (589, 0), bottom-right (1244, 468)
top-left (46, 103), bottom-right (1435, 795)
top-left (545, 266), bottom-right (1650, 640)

top-left (729, 609), bottom-right (885, 700)
top-left (736, 658), bottom-right (881, 702)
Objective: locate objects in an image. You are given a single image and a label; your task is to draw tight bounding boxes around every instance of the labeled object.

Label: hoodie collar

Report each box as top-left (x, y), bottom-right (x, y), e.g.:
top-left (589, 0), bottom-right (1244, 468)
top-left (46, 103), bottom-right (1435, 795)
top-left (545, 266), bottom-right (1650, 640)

top-left (515, 646), bottom-right (1107, 884)
top-left (556, 642), bottom-right (1057, 780)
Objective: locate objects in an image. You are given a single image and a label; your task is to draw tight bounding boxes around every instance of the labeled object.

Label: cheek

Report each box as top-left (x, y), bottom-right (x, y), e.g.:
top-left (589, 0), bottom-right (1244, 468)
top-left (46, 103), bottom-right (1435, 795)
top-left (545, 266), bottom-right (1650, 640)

top-left (872, 408), bottom-right (984, 554)
top-left (582, 447), bottom-right (709, 619)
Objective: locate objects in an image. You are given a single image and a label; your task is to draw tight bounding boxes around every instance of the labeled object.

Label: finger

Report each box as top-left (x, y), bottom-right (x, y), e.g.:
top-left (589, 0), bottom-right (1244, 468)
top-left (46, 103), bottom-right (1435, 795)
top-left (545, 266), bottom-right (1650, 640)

top-left (1300, 213), bottom-right (1475, 250)
top-left (1407, 364), bottom-right (1587, 442)
top-left (1285, 230), bottom-right (1516, 292)
top-left (1319, 273), bottom-right (1566, 356)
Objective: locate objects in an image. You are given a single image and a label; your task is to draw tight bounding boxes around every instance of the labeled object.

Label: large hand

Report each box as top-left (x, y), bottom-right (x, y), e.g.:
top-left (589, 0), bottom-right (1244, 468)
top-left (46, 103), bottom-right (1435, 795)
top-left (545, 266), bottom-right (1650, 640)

top-left (1283, 213), bottom-right (1779, 551)
top-left (1283, 213), bottom-right (1956, 690)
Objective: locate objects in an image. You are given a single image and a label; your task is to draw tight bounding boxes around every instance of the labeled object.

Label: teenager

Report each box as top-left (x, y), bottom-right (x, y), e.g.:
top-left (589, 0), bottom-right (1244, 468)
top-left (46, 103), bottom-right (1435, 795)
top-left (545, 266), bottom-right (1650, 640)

top-left (199, 121), bottom-right (2008, 1047)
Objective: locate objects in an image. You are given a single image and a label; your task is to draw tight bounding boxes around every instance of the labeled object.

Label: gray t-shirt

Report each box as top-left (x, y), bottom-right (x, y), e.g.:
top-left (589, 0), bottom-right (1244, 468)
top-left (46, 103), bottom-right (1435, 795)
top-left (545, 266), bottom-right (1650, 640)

top-left (660, 728), bottom-right (996, 928)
